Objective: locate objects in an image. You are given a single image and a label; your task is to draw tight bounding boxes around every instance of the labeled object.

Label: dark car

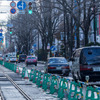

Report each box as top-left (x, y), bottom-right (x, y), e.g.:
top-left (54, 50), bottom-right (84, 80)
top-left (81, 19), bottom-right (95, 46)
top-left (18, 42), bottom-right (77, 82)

top-left (25, 56), bottom-right (37, 66)
top-left (45, 57), bottom-right (70, 76)
top-left (70, 46), bottom-right (100, 81)
top-left (18, 54), bottom-right (26, 63)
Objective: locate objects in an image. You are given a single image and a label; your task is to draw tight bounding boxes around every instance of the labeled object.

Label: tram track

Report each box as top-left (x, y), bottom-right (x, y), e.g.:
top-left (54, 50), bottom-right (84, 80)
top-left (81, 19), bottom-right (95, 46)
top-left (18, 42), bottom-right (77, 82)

top-left (0, 68), bottom-right (32, 100)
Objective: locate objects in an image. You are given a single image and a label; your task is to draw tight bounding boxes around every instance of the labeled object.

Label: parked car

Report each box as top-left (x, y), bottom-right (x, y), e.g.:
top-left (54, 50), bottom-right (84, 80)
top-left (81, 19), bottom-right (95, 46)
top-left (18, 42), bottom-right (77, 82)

top-left (25, 56), bottom-right (37, 66)
top-left (9, 57), bottom-right (18, 63)
top-left (18, 54), bottom-right (26, 62)
top-left (69, 46), bottom-right (100, 81)
top-left (45, 57), bottom-right (70, 76)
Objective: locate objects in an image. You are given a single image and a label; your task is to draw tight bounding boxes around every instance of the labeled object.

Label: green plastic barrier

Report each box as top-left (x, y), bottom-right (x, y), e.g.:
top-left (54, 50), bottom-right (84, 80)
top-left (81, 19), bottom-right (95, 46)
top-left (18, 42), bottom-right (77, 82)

top-left (68, 81), bottom-right (77, 100)
top-left (42, 73), bottom-right (51, 91)
top-left (0, 60), bottom-right (3, 65)
top-left (75, 83), bottom-right (83, 100)
top-left (58, 78), bottom-right (68, 99)
top-left (49, 75), bottom-right (58, 94)
top-left (33, 70), bottom-right (38, 83)
top-left (36, 71), bottom-right (43, 87)
top-left (21, 67), bottom-right (26, 78)
top-left (85, 86), bottom-right (100, 100)
top-left (29, 69), bottom-right (34, 81)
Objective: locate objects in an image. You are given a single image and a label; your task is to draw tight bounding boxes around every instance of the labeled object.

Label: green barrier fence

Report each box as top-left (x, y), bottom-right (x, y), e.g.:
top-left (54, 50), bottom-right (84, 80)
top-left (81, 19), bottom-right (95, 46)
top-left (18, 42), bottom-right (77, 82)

top-left (0, 61), bottom-right (100, 100)
top-left (0, 60), bottom-right (3, 65)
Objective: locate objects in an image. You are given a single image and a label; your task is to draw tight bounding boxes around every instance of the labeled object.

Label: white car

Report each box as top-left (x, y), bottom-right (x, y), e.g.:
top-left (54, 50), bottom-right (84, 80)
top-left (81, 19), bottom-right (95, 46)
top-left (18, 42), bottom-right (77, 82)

top-left (9, 57), bottom-right (18, 62)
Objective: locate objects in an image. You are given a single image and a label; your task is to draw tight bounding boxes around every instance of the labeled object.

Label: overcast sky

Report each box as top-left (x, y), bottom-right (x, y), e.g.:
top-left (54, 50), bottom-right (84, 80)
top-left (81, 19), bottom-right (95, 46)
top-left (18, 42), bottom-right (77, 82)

top-left (0, 1), bottom-right (10, 22)
top-left (0, 0), bottom-right (18, 22)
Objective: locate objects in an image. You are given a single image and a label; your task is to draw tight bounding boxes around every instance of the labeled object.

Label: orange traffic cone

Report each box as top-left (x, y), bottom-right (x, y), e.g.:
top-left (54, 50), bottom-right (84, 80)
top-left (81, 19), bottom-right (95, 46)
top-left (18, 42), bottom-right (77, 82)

top-left (16, 66), bottom-right (19, 73)
top-left (24, 69), bottom-right (29, 79)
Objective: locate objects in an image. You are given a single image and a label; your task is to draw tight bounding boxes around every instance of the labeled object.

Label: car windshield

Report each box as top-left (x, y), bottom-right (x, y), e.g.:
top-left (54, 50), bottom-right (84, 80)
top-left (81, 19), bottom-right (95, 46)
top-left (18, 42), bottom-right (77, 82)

top-left (27, 57), bottom-right (36, 59)
top-left (48, 58), bottom-right (67, 64)
top-left (81, 48), bottom-right (100, 65)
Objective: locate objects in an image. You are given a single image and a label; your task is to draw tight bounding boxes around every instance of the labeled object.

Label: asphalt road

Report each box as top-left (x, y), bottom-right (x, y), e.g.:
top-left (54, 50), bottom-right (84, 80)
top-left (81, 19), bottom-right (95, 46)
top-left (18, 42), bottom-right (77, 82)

top-left (16, 62), bottom-right (73, 79)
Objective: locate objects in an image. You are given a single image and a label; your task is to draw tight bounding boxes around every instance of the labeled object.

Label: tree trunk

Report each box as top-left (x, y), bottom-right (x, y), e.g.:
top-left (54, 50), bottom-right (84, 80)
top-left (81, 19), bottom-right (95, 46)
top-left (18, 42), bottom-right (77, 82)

top-left (84, 32), bottom-right (88, 46)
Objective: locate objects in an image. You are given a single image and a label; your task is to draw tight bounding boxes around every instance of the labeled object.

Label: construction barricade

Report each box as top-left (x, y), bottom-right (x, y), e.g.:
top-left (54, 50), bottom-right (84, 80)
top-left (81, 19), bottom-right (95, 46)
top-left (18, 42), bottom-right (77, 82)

top-left (1, 61), bottom-right (100, 100)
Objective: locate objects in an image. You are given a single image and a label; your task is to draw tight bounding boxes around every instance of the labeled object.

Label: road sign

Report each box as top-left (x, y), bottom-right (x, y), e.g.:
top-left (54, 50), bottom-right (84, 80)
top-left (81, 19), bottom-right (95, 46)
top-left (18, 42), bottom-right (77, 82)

top-left (10, 8), bottom-right (16, 14)
top-left (0, 33), bottom-right (2, 36)
top-left (0, 29), bottom-right (3, 32)
top-left (10, 1), bottom-right (16, 7)
top-left (50, 46), bottom-right (56, 52)
top-left (33, 44), bottom-right (36, 48)
top-left (0, 36), bottom-right (4, 38)
top-left (17, 1), bottom-right (26, 10)
top-left (7, 24), bottom-right (13, 28)
top-left (30, 49), bottom-right (34, 53)
top-left (18, 10), bottom-right (25, 14)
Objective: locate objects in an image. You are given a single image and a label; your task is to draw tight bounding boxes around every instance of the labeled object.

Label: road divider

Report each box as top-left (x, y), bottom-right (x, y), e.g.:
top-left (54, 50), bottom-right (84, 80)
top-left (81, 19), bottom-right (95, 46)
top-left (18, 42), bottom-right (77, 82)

top-left (1, 60), bottom-right (100, 100)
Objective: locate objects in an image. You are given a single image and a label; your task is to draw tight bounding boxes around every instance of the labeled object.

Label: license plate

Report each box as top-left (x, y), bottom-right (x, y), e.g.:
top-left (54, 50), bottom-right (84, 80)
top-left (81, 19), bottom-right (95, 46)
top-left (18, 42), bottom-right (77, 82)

top-left (56, 67), bottom-right (61, 70)
top-left (93, 67), bottom-right (100, 71)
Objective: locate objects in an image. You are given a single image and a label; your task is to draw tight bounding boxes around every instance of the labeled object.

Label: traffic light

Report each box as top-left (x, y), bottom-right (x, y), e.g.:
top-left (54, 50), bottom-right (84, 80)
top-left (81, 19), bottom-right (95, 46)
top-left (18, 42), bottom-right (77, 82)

top-left (10, 28), bottom-right (12, 34)
top-left (2, 40), bottom-right (3, 43)
top-left (28, 2), bottom-right (32, 14)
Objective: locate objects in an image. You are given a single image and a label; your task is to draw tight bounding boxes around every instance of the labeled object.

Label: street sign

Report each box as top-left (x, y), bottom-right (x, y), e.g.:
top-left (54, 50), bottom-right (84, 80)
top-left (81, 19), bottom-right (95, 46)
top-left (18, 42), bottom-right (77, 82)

top-left (0, 29), bottom-right (3, 32)
top-left (17, 1), bottom-right (26, 10)
top-left (7, 24), bottom-right (13, 28)
top-left (33, 44), bottom-right (36, 48)
top-left (18, 10), bottom-right (25, 14)
top-left (0, 33), bottom-right (2, 36)
top-left (50, 46), bottom-right (56, 52)
top-left (10, 1), bottom-right (16, 7)
top-left (0, 36), bottom-right (4, 38)
top-left (30, 49), bottom-right (34, 53)
top-left (10, 8), bottom-right (16, 14)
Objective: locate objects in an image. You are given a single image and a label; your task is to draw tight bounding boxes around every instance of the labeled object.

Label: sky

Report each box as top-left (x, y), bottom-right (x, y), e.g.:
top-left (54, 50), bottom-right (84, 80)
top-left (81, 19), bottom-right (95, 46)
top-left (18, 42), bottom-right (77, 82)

top-left (0, 0), bottom-right (17, 46)
top-left (0, 1), bottom-right (10, 22)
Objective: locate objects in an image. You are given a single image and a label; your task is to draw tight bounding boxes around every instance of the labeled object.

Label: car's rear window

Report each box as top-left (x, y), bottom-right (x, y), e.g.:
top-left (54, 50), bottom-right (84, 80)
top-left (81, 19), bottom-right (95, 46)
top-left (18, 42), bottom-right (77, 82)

top-left (27, 57), bottom-right (36, 59)
top-left (10, 57), bottom-right (16, 58)
top-left (81, 48), bottom-right (100, 64)
top-left (20, 55), bottom-right (26, 57)
top-left (48, 58), bottom-right (67, 64)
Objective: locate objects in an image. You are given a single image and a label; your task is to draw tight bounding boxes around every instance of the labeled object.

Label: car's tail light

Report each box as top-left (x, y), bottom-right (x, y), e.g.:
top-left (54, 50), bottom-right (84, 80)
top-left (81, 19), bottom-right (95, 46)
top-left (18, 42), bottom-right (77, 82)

top-left (62, 66), bottom-right (69, 69)
top-left (80, 65), bottom-right (92, 71)
top-left (48, 66), bottom-right (56, 69)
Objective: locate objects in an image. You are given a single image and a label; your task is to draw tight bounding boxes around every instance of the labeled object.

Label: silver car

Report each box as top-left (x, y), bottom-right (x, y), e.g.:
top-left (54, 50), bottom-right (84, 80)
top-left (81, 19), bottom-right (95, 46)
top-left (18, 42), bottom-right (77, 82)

top-left (9, 57), bottom-right (18, 62)
top-left (45, 57), bottom-right (70, 76)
